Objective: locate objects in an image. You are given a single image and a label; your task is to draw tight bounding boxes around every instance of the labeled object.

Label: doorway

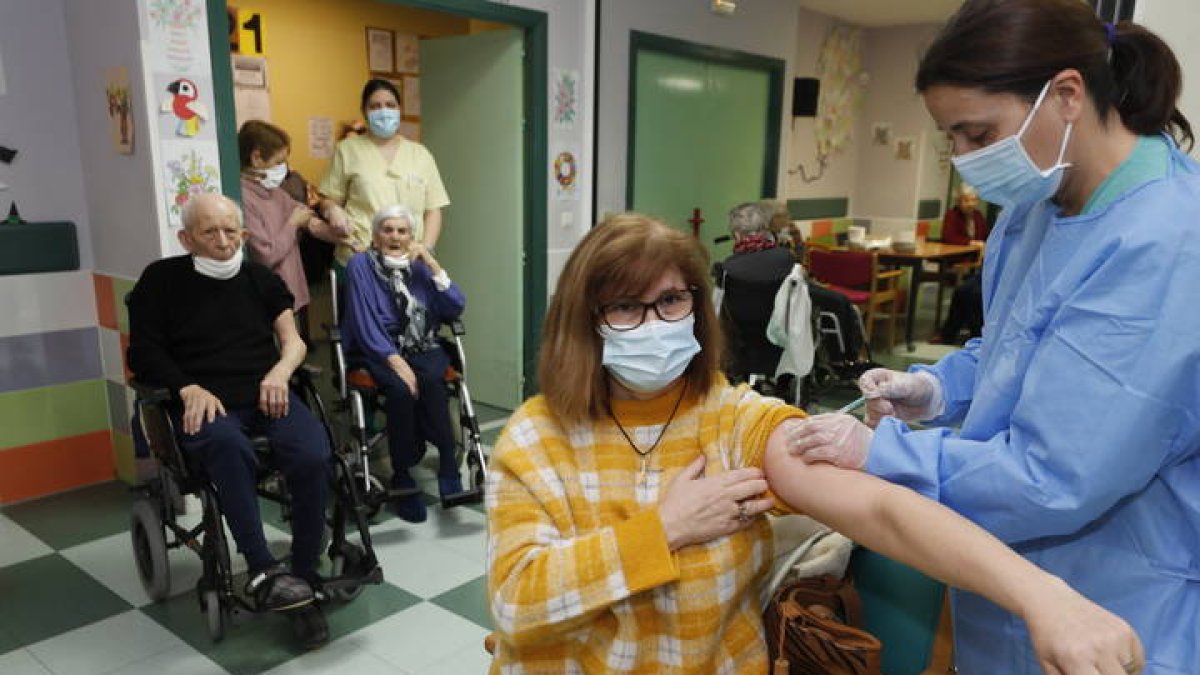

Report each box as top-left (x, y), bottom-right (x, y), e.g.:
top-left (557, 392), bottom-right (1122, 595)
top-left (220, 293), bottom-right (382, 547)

top-left (627, 31), bottom-right (784, 260)
top-left (204, 0), bottom-right (547, 406)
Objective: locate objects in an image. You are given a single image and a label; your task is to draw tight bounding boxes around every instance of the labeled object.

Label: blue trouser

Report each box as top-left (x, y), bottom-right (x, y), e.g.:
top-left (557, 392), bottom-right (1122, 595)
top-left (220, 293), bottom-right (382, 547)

top-left (175, 391), bottom-right (330, 580)
top-left (355, 349), bottom-right (458, 484)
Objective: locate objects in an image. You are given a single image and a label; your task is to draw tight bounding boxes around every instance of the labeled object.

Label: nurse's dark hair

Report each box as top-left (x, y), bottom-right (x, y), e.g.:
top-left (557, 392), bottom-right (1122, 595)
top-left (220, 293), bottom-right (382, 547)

top-left (360, 78), bottom-right (400, 112)
top-left (916, 0), bottom-right (1193, 150)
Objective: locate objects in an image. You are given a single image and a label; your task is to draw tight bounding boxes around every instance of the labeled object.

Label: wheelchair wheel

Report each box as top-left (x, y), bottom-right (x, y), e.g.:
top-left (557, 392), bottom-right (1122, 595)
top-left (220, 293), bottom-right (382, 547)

top-left (464, 436), bottom-right (486, 492)
top-left (130, 498), bottom-right (171, 601)
top-left (202, 588), bottom-right (226, 642)
top-left (327, 542), bottom-right (368, 602)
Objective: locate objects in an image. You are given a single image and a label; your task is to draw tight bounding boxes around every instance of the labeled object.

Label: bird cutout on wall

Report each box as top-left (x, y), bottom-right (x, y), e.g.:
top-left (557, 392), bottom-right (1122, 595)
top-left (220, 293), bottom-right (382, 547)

top-left (160, 78), bottom-right (210, 137)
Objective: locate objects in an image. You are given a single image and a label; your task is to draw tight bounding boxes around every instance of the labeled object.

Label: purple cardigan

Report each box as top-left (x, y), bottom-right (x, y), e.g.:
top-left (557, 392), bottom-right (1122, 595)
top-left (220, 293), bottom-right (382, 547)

top-left (341, 252), bottom-right (466, 363)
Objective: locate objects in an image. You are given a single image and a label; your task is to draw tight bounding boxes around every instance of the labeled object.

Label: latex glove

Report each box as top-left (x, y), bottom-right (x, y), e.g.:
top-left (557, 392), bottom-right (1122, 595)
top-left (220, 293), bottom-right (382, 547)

top-left (858, 369), bottom-right (943, 428)
top-left (786, 413), bottom-right (873, 469)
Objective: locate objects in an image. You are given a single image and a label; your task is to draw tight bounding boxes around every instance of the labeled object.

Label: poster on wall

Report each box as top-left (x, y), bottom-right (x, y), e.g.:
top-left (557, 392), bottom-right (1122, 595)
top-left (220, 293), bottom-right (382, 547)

top-left (552, 69), bottom-right (579, 131)
top-left (553, 146), bottom-right (580, 201)
top-left (402, 76), bottom-right (421, 117)
top-left (156, 74), bottom-right (214, 139)
top-left (105, 67), bottom-right (135, 155)
top-left (141, 0), bottom-right (209, 73)
top-left (396, 34), bottom-right (420, 73)
top-left (308, 116), bottom-right (334, 159)
top-left (399, 121), bottom-right (420, 142)
top-left (161, 140), bottom-right (221, 229)
top-left (895, 137), bottom-right (915, 161)
top-left (366, 27), bottom-right (395, 73)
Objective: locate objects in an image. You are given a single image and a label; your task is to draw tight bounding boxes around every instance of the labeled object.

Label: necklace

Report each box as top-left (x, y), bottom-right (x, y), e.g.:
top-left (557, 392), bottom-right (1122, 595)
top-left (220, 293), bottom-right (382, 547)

top-left (609, 382), bottom-right (688, 485)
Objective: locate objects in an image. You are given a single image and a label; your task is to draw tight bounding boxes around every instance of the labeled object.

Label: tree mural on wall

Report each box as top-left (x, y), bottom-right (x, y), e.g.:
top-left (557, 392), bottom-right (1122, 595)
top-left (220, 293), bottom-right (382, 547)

top-left (790, 24), bottom-right (867, 183)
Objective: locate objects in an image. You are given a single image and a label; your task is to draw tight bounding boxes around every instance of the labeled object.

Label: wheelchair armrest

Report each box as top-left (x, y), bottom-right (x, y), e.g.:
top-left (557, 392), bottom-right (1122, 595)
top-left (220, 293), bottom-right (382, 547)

top-left (129, 379), bottom-right (173, 404)
top-left (291, 364), bottom-right (322, 388)
top-left (323, 323), bottom-right (342, 342)
top-left (449, 319), bottom-right (466, 337)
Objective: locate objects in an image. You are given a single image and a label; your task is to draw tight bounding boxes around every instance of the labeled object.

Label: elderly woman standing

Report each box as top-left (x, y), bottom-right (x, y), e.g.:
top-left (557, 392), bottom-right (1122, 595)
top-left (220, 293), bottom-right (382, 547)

top-left (341, 204), bottom-right (465, 523)
top-left (485, 212), bottom-right (1141, 674)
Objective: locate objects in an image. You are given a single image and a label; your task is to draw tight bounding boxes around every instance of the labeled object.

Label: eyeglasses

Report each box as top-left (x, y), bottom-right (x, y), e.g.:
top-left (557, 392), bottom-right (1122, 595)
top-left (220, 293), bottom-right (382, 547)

top-left (599, 287), bottom-right (698, 331)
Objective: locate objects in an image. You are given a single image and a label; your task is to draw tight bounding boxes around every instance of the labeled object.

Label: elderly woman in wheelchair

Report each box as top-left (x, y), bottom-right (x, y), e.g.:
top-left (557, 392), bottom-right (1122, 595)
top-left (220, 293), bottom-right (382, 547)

top-left (340, 203), bottom-right (469, 523)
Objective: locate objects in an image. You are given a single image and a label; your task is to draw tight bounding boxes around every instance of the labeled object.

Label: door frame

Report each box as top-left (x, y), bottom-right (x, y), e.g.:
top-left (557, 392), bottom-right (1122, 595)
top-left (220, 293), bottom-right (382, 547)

top-left (625, 30), bottom-right (785, 209)
top-left (205, 0), bottom-right (548, 398)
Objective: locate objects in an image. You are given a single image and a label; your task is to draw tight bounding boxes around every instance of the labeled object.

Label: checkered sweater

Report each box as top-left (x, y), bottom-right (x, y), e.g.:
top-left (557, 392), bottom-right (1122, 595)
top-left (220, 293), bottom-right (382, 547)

top-left (485, 380), bottom-right (804, 673)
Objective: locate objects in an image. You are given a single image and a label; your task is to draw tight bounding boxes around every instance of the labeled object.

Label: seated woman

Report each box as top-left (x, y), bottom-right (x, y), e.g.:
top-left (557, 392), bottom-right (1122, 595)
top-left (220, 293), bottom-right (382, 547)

top-left (340, 204), bottom-right (466, 523)
top-left (485, 213), bottom-right (1142, 673)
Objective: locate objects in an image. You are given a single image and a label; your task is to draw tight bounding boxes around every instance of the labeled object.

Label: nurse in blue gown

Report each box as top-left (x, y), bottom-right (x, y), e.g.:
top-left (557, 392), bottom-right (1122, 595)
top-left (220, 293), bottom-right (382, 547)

top-left (790, 1), bottom-right (1198, 673)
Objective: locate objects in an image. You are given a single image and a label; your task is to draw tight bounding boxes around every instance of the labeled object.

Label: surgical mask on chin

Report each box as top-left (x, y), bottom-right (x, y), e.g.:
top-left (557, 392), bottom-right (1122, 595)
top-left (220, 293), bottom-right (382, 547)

top-left (257, 162), bottom-right (288, 190)
top-left (367, 109), bottom-right (401, 139)
top-left (952, 80), bottom-right (1073, 209)
top-left (600, 315), bottom-right (702, 394)
top-left (382, 254), bottom-right (410, 270)
top-left (193, 248), bottom-right (244, 280)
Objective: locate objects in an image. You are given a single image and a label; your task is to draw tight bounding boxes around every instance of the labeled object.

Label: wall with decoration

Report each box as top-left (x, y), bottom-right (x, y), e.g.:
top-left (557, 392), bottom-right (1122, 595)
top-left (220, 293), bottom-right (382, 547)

top-left (226, 0), bottom-right (477, 182)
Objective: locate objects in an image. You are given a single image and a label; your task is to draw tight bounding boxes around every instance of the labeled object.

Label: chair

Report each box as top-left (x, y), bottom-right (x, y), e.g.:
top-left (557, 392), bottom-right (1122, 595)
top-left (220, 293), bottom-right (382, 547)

top-left (804, 243), bottom-right (903, 348)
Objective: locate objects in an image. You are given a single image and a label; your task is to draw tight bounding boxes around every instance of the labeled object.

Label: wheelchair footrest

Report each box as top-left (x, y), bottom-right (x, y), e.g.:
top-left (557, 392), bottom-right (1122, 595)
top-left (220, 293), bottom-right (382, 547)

top-left (384, 486), bottom-right (422, 499)
top-left (440, 487), bottom-right (484, 509)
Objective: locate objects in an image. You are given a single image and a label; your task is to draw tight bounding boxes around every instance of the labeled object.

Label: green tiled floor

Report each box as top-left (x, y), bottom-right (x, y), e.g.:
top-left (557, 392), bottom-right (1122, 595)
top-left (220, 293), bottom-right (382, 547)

top-left (3, 481), bottom-right (134, 549)
top-left (0, 554), bottom-right (131, 650)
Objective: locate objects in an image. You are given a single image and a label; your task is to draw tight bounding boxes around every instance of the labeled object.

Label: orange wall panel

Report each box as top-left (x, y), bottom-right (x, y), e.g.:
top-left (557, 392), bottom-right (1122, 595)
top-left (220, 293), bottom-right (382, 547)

top-left (0, 430), bottom-right (115, 504)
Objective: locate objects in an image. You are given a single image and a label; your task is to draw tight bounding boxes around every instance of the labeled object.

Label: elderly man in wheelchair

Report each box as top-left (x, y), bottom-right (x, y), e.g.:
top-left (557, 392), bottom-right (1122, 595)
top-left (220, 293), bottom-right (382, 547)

top-left (128, 193), bottom-right (331, 647)
top-left (338, 203), bottom-right (471, 523)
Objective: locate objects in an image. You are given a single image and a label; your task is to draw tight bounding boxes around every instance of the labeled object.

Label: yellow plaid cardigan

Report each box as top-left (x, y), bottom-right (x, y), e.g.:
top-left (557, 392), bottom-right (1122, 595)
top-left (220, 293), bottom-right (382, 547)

top-left (485, 379), bottom-right (804, 673)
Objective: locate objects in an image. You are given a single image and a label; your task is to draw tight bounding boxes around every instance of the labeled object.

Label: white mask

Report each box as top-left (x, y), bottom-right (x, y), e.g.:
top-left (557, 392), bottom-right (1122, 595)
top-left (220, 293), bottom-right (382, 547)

top-left (951, 80), bottom-right (1073, 209)
top-left (193, 248), bottom-right (244, 280)
top-left (258, 162), bottom-right (288, 190)
top-left (600, 315), bottom-right (701, 394)
top-left (382, 254), bottom-right (410, 270)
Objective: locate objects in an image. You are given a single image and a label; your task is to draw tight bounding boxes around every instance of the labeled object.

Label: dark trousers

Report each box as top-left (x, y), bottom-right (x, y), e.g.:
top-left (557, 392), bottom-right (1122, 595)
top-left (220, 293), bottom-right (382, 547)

top-left (356, 349), bottom-right (458, 484)
top-left (940, 273), bottom-right (984, 343)
top-left (176, 391), bottom-right (330, 579)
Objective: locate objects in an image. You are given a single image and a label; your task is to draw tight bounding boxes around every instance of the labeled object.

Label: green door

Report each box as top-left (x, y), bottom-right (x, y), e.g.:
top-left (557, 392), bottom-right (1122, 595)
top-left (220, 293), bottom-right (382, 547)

top-left (630, 36), bottom-right (782, 260)
top-left (422, 29), bottom-right (524, 410)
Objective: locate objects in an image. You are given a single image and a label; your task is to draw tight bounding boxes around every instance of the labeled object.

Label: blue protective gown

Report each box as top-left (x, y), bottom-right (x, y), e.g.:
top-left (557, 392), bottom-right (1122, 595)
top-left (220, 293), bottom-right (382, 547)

top-left (868, 139), bottom-right (1200, 674)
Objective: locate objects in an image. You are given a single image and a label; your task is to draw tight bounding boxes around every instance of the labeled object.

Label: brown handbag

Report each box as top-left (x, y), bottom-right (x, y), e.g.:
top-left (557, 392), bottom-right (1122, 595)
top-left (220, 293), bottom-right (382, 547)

top-left (764, 574), bottom-right (883, 675)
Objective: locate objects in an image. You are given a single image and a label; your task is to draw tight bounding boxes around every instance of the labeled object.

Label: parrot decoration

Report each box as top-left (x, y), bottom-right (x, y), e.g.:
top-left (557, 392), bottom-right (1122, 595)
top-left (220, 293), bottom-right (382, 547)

top-left (160, 78), bottom-right (210, 137)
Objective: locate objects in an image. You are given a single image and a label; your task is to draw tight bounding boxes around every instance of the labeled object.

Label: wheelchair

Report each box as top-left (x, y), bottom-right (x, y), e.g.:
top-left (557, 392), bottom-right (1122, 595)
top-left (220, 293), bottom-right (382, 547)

top-left (128, 367), bottom-right (384, 642)
top-left (325, 268), bottom-right (487, 519)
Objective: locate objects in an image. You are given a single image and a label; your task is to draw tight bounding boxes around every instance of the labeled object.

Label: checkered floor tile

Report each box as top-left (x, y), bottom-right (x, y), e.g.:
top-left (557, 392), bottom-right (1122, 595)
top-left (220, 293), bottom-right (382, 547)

top-left (0, 432), bottom-right (502, 675)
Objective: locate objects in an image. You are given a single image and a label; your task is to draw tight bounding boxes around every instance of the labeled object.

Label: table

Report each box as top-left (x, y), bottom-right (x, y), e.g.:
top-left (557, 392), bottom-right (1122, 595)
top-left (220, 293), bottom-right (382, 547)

top-left (877, 241), bottom-right (982, 351)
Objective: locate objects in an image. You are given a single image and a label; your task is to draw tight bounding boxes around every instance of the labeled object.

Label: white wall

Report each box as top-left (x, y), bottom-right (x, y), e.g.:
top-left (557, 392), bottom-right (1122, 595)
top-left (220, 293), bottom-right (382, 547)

top-left (1134, 0), bottom-right (1200, 156)
top-left (0, 0), bottom-right (93, 269)
top-left (501, 0), bottom-right (595, 293)
top-left (595, 0), bottom-right (800, 217)
top-left (64, 0), bottom-right (162, 280)
top-left (784, 8), bottom-right (859, 205)
top-left (851, 23), bottom-right (941, 218)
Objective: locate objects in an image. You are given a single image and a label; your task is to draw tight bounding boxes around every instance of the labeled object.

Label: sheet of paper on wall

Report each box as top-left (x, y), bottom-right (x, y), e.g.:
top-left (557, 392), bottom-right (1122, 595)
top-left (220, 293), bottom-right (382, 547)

top-left (233, 55), bottom-right (269, 88)
top-left (403, 76), bottom-right (420, 117)
top-left (308, 116), bottom-right (334, 159)
top-left (396, 34), bottom-right (420, 73)
top-left (234, 87), bottom-right (272, 129)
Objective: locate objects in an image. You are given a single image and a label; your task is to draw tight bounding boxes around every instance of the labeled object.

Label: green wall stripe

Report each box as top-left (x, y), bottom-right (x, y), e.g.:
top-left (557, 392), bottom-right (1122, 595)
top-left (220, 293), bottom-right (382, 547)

top-left (787, 197), bottom-right (849, 220)
top-left (0, 380), bottom-right (110, 450)
top-left (917, 199), bottom-right (942, 219)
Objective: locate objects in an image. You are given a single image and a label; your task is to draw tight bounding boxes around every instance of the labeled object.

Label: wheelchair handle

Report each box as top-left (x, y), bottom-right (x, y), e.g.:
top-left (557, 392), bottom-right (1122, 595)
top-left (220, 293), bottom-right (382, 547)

top-left (450, 319), bottom-right (466, 337)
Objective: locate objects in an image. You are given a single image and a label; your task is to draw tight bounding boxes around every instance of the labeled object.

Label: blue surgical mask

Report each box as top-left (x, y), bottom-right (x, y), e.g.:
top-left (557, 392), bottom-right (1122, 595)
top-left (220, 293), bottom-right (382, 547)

top-left (951, 80), bottom-right (1073, 208)
top-left (600, 315), bottom-right (701, 394)
top-left (367, 109), bottom-right (401, 139)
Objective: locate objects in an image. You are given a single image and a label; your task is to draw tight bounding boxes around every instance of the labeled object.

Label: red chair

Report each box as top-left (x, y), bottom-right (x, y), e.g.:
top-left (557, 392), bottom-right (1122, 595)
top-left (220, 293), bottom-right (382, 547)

top-left (805, 243), bottom-right (903, 348)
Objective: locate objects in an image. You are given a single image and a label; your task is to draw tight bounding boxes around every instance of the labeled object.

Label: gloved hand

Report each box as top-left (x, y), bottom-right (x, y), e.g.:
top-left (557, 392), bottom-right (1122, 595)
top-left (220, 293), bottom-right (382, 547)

top-left (786, 413), bottom-right (873, 469)
top-left (858, 369), bottom-right (943, 428)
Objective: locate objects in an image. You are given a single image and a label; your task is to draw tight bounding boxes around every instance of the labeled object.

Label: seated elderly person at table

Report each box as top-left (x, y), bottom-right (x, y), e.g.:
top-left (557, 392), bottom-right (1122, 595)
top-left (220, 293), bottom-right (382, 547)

top-left (940, 183), bottom-right (990, 245)
top-left (127, 193), bottom-right (329, 647)
top-left (341, 204), bottom-right (466, 523)
top-left (932, 184), bottom-right (987, 343)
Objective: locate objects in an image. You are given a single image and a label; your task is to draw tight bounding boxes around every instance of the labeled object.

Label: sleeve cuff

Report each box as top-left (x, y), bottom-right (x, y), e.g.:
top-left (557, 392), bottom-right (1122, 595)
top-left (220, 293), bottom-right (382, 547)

top-left (613, 509), bottom-right (678, 593)
top-left (432, 270), bottom-right (451, 291)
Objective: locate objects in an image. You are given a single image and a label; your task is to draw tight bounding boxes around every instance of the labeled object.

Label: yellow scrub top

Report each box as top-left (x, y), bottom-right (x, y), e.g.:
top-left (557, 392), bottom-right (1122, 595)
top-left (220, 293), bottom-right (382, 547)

top-left (319, 135), bottom-right (450, 263)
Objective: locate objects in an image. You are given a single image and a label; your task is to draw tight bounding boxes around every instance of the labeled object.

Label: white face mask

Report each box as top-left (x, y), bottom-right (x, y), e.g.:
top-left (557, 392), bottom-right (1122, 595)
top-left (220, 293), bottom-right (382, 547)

top-left (382, 254), bottom-right (410, 270)
top-left (951, 80), bottom-right (1073, 209)
top-left (193, 248), bottom-right (244, 280)
top-left (258, 162), bottom-right (288, 190)
top-left (600, 315), bottom-right (701, 394)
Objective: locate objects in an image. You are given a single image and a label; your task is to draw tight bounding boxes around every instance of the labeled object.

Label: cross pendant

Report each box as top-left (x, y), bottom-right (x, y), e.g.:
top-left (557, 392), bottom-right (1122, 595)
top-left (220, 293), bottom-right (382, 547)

top-left (639, 457), bottom-right (648, 485)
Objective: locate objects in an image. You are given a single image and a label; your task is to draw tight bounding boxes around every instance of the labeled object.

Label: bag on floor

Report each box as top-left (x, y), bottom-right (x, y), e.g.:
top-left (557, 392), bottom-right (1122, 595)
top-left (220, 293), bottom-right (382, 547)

top-left (764, 574), bottom-right (882, 675)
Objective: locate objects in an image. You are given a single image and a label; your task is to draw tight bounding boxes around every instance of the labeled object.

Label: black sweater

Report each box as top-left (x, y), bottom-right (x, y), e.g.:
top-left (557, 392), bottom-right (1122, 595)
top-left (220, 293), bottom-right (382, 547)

top-left (128, 255), bottom-right (294, 408)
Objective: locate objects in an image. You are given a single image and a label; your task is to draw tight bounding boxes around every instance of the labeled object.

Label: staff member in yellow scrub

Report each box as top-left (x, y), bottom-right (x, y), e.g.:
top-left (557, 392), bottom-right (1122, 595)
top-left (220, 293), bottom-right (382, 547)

top-left (319, 79), bottom-right (450, 264)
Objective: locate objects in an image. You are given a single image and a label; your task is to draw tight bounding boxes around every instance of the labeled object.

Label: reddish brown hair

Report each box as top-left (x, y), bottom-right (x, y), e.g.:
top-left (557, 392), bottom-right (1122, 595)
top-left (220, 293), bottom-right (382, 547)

top-left (237, 119), bottom-right (290, 169)
top-left (538, 213), bottom-right (723, 425)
